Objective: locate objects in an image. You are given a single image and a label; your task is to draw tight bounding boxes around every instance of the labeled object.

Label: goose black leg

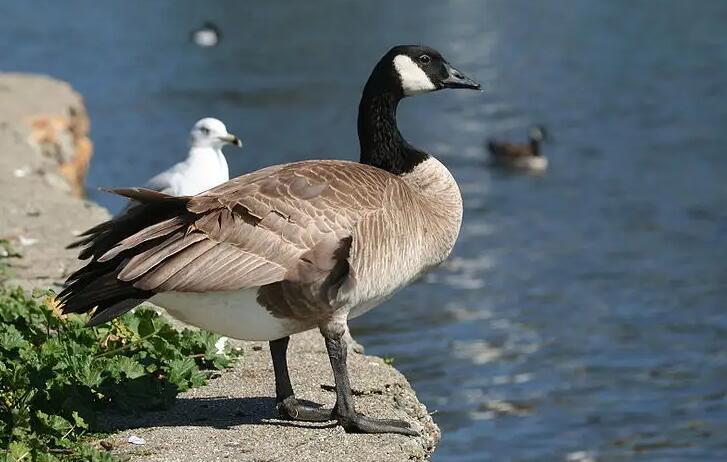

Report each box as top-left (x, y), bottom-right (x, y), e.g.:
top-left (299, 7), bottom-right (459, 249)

top-left (324, 334), bottom-right (418, 435)
top-left (270, 336), bottom-right (333, 422)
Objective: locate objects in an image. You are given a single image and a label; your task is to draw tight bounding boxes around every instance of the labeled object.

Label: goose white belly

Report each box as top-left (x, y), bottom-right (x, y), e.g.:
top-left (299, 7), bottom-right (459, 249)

top-left (151, 289), bottom-right (302, 341)
top-left (516, 156), bottom-right (548, 171)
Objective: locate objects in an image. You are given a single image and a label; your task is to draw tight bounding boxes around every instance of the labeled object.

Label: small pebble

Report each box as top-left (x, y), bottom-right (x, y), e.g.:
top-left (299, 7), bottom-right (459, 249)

top-left (128, 435), bottom-right (146, 445)
top-left (252, 344), bottom-right (263, 351)
top-left (18, 236), bottom-right (38, 246)
top-left (13, 167), bottom-right (31, 177)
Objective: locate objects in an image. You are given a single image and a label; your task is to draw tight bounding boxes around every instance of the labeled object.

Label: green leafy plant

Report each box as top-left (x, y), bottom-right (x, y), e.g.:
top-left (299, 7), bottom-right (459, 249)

top-left (0, 286), bottom-right (240, 461)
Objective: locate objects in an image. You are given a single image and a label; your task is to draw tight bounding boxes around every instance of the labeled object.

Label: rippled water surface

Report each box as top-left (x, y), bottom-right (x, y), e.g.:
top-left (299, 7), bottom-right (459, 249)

top-left (3, 1), bottom-right (726, 460)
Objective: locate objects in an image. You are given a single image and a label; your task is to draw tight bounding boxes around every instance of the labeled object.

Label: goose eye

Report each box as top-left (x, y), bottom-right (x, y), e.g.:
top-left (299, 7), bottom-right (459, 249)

top-left (418, 54), bottom-right (431, 64)
top-left (200, 127), bottom-right (210, 135)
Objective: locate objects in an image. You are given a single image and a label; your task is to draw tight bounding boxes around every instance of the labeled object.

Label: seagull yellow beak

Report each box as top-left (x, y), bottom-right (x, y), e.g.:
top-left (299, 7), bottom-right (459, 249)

top-left (221, 133), bottom-right (242, 147)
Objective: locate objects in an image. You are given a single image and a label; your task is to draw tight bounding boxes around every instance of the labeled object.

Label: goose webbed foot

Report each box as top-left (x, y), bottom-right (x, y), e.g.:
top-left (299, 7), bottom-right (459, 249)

top-left (270, 336), bottom-right (334, 422)
top-left (276, 396), bottom-right (333, 422)
top-left (323, 330), bottom-right (419, 436)
top-left (338, 412), bottom-right (418, 435)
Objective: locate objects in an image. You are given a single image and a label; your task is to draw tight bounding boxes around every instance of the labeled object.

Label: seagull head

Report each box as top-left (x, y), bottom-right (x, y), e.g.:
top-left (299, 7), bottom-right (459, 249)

top-left (189, 117), bottom-right (242, 150)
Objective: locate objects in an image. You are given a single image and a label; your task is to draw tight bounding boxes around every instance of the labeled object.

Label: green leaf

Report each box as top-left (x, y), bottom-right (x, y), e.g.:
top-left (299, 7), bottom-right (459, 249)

top-left (116, 356), bottom-right (145, 380)
top-left (71, 410), bottom-right (88, 430)
top-left (137, 315), bottom-right (157, 338)
top-left (7, 440), bottom-right (31, 461)
top-left (166, 357), bottom-right (196, 391)
top-left (0, 324), bottom-right (29, 351)
top-left (0, 286), bottom-right (239, 461)
top-left (209, 355), bottom-right (231, 370)
top-left (122, 312), bottom-right (141, 336)
top-left (75, 359), bottom-right (103, 389)
top-left (36, 409), bottom-right (73, 437)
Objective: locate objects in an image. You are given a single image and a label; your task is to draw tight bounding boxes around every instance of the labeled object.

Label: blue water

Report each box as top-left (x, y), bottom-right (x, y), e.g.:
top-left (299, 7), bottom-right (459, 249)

top-left (2, 1), bottom-right (726, 460)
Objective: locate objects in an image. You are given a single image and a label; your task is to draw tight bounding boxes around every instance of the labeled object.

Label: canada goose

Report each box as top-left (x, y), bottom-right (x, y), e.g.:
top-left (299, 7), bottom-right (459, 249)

top-left (191, 22), bottom-right (221, 48)
top-left (487, 125), bottom-right (549, 171)
top-left (143, 118), bottom-right (241, 197)
top-left (59, 45), bottom-right (480, 436)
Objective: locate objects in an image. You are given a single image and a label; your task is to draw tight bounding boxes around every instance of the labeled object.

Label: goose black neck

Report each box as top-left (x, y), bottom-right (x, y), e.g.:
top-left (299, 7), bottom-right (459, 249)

top-left (530, 138), bottom-right (541, 156)
top-left (358, 85), bottom-right (428, 175)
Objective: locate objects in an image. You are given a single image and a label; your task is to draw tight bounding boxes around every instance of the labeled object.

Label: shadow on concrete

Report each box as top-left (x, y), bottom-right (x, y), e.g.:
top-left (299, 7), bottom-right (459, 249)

top-left (99, 396), bottom-right (337, 431)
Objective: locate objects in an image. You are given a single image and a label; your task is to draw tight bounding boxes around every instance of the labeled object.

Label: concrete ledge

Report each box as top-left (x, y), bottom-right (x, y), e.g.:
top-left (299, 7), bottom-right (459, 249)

top-left (0, 74), bottom-right (440, 460)
top-left (103, 332), bottom-right (439, 462)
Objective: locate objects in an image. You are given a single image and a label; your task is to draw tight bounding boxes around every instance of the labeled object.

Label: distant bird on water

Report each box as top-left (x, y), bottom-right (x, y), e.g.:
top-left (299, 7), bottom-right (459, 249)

top-left (487, 125), bottom-right (549, 172)
top-left (191, 22), bottom-right (221, 47)
top-left (142, 117), bottom-right (241, 196)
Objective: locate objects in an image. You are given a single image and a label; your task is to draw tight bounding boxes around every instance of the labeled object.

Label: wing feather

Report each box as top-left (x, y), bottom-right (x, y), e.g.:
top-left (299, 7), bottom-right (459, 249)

top-left (112, 161), bottom-right (398, 294)
top-left (134, 239), bottom-right (217, 290)
top-left (117, 231), bottom-right (207, 281)
top-left (61, 159), bottom-right (428, 325)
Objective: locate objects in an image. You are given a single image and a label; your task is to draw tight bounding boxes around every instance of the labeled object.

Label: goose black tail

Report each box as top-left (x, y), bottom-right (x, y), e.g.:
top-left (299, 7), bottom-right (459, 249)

top-left (58, 188), bottom-right (192, 326)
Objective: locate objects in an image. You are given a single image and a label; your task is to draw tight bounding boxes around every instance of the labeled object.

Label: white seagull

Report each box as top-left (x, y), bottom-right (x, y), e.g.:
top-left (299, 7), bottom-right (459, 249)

top-left (143, 117), bottom-right (241, 196)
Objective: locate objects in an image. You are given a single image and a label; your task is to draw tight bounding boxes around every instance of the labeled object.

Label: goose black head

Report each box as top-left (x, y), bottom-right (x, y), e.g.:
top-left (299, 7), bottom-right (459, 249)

top-left (358, 45), bottom-right (480, 175)
top-left (366, 45), bottom-right (480, 98)
top-left (529, 125), bottom-right (548, 143)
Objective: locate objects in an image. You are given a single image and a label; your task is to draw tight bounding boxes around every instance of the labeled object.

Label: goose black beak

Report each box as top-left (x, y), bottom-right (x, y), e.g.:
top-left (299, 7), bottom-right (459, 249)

top-left (221, 133), bottom-right (243, 147)
top-left (442, 62), bottom-right (481, 90)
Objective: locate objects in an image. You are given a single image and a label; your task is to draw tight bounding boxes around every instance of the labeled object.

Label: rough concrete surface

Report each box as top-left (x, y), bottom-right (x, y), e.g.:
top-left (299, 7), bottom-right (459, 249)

top-left (102, 332), bottom-right (439, 462)
top-left (0, 74), bottom-right (440, 460)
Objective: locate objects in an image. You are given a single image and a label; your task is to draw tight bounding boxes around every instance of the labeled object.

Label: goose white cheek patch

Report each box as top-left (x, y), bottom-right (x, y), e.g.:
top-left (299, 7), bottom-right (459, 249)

top-left (393, 55), bottom-right (436, 96)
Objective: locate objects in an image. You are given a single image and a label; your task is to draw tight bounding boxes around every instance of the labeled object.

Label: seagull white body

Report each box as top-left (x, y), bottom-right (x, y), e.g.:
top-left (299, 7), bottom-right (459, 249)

top-left (142, 117), bottom-right (241, 197)
top-left (145, 146), bottom-right (229, 196)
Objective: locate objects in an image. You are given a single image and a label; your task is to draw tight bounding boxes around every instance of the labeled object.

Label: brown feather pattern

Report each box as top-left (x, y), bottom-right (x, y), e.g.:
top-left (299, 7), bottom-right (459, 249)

top-left (60, 158), bottom-right (463, 329)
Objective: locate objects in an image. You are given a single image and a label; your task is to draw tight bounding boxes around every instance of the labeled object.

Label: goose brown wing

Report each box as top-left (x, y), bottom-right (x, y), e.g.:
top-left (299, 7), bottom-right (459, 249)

top-left (115, 160), bottom-right (394, 293)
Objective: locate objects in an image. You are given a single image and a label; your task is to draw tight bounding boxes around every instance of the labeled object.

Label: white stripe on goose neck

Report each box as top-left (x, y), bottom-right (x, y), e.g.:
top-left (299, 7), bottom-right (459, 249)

top-left (393, 55), bottom-right (436, 96)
